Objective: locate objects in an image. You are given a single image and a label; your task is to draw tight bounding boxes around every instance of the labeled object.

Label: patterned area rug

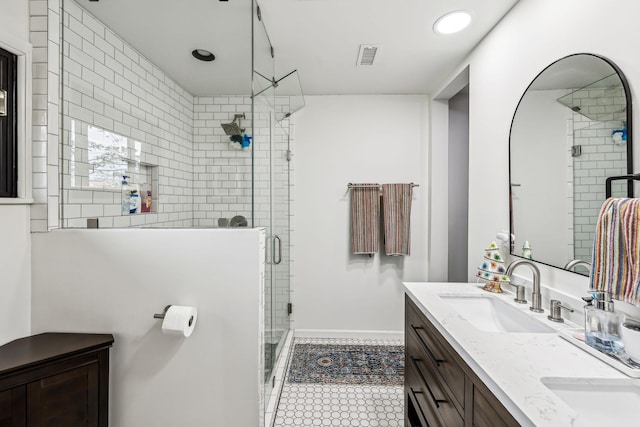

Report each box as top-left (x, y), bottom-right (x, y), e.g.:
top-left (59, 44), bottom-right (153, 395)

top-left (287, 344), bottom-right (404, 385)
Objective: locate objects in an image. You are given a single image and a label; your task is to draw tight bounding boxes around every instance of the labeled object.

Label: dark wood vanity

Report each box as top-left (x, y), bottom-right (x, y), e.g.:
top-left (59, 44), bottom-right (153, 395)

top-left (0, 332), bottom-right (114, 426)
top-left (405, 296), bottom-right (520, 427)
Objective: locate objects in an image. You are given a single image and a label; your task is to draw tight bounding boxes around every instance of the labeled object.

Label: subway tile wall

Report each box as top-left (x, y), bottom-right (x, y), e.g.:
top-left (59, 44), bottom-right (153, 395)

top-left (55, 0), bottom-right (294, 233)
top-left (565, 119), bottom-right (575, 260)
top-left (60, 0), bottom-right (195, 228)
top-left (192, 96), bottom-right (253, 228)
top-left (192, 95), bottom-right (291, 229)
top-left (570, 87), bottom-right (627, 260)
top-left (29, 0), bottom-right (60, 232)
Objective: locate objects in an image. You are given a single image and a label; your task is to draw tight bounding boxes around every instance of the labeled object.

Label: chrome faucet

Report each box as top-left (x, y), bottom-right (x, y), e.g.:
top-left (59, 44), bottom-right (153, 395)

top-left (506, 259), bottom-right (543, 313)
top-left (564, 259), bottom-right (592, 273)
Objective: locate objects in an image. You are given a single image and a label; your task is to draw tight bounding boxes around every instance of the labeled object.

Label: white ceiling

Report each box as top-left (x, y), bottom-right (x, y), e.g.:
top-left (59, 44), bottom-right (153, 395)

top-left (79, 0), bottom-right (520, 97)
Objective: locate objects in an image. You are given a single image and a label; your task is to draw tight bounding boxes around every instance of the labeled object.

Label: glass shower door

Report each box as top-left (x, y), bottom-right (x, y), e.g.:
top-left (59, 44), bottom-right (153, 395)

top-left (269, 117), bottom-right (291, 373)
top-left (253, 0), bottom-right (291, 414)
top-left (268, 69), bottom-right (302, 380)
top-left (255, 104), bottom-right (291, 393)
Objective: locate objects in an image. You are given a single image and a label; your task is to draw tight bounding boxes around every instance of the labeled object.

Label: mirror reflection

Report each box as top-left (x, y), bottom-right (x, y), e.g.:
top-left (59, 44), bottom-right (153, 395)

top-left (509, 54), bottom-right (632, 274)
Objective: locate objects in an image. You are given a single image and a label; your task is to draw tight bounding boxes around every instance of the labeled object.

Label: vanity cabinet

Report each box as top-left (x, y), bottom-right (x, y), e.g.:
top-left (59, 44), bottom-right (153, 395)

top-left (0, 333), bottom-right (114, 426)
top-left (405, 296), bottom-right (519, 427)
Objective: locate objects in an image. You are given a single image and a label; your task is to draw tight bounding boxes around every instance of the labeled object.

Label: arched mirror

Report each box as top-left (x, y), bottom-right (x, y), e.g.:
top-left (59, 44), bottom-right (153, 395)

top-left (509, 53), bottom-right (633, 275)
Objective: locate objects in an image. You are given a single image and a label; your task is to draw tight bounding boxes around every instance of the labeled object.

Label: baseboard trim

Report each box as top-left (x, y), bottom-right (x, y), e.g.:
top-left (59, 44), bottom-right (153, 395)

top-left (293, 329), bottom-right (404, 341)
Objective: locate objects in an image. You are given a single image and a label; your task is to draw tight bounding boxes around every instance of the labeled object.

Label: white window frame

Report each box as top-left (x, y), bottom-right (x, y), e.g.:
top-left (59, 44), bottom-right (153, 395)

top-left (0, 29), bottom-right (33, 204)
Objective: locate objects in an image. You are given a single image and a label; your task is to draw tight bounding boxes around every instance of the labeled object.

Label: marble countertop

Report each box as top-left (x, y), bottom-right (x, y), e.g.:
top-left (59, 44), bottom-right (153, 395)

top-left (404, 282), bottom-right (629, 427)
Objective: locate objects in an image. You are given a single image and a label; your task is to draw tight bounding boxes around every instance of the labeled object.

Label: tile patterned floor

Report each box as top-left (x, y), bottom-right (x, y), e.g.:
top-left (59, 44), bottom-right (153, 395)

top-left (272, 337), bottom-right (404, 427)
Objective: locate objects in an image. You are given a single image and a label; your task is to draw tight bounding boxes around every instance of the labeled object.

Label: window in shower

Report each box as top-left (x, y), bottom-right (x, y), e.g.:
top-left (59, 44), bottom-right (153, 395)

top-left (87, 126), bottom-right (128, 190)
top-left (63, 119), bottom-right (159, 226)
top-left (86, 126), bottom-right (155, 204)
top-left (0, 47), bottom-right (17, 198)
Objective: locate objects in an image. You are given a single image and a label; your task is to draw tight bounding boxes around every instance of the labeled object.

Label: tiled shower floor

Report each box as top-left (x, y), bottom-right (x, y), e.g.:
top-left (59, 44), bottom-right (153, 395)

top-left (272, 337), bottom-right (404, 427)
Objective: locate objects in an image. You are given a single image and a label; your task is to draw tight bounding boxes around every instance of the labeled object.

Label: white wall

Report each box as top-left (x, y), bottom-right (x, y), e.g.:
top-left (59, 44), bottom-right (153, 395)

top-left (1, 0), bottom-right (29, 41)
top-left (32, 229), bottom-right (264, 427)
top-left (447, 87), bottom-right (469, 282)
top-left (442, 0), bottom-right (640, 317)
top-left (510, 89), bottom-right (571, 265)
top-left (293, 95), bottom-right (429, 335)
top-left (0, 206), bottom-right (31, 345)
top-left (0, 1), bottom-right (32, 345)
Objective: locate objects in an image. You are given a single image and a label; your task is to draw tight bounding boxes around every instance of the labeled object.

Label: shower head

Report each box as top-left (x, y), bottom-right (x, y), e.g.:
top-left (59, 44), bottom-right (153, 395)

top-left (221, 113), bottom-right (245, 136)
top-left (221, 122), bottom-right (242, 136)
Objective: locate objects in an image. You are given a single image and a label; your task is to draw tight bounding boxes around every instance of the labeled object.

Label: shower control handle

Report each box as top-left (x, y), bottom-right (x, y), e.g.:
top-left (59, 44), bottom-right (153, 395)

top-left (273, 235), bottom-right (282, 265)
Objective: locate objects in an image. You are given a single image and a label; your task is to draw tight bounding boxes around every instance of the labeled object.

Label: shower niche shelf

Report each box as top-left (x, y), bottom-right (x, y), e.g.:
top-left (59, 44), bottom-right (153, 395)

top-left (120, 162), bottom-right (159, 215)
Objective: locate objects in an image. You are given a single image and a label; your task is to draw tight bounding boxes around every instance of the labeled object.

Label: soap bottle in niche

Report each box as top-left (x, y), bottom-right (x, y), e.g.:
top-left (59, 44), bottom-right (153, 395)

top-left (121, 176), bottom-right (131, 215)
top-left (129, 188), bottom-right (140, 214)
top-left (584, 291), bottom-right (625, 354)
top-left (140, 184), bottom-right (152, 213)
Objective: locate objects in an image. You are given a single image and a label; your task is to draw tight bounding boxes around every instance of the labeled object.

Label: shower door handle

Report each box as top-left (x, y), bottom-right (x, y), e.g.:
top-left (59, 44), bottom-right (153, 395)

top-left (273, 235), bottom-right (282, 265)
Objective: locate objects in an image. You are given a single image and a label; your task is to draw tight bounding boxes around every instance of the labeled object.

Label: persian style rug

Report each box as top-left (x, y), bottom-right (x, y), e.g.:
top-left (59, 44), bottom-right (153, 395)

top-left (287, 344), bottom-right (404, 385)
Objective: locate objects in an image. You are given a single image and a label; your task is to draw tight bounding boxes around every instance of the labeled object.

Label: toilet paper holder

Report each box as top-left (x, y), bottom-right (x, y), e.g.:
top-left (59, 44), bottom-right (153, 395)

top-left (153, 305), bottom-right (173, 319)
top-left (153, 305), bottom-right (195, 327)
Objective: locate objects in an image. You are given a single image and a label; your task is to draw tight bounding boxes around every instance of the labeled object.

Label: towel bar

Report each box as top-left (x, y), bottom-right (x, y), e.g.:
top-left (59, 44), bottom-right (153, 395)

top-left (347, 183), bottom-right (419, 190)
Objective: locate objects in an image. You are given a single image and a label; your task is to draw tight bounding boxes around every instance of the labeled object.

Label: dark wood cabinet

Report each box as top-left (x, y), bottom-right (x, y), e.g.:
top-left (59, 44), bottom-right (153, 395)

top-left (0, 333), bottom-right (114, 427)
top-left (0, 387), bottom-right (25, 427)
top-left (405, 296), bottom-right (520, 427)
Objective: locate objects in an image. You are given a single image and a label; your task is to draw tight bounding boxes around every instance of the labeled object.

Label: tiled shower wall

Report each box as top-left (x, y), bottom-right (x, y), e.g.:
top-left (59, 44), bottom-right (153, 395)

top-left (58, 0), bottom-right (294, 234)
top-left (60, 0), bottom-right (195, 228)
top-left (32, 0), bottom-right (295, 236)
top-left (29, 0), bottom-right (61, 232)
top-left (191, 96), bottom-right (291, 227)
top-left (192, 96), bottom-right (253, 227)
top-left (570, 86), bottom-right (627, 260)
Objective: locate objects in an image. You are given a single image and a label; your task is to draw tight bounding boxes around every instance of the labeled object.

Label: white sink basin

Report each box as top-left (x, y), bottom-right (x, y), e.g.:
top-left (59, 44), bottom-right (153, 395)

top-left (440, 294), bottom-right (554, 333)
top-left (541, 377), bottom-right (640, 426)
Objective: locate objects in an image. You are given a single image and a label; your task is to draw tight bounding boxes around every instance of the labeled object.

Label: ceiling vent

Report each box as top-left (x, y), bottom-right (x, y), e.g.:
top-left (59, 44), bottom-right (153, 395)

top-left (356, 45), bottom-right (381, 67)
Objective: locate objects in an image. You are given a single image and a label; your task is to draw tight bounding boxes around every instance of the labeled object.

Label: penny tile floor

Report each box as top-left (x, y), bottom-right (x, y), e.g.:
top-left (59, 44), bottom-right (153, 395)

top-left (272, 338), bottom-right (404, 427)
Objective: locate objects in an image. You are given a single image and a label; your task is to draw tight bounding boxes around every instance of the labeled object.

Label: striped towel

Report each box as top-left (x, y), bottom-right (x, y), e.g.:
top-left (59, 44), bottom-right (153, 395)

top-left (590, 198), bottom-right (640, 306)
top-left (351, 184), bottom-right (380, 255)
top-left (382, 184), bottom-right (413, 256)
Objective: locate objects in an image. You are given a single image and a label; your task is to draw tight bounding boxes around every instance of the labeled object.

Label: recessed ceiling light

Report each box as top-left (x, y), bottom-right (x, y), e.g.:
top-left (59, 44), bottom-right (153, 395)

top-left (192, 49), bottom-right (215, 62)
top-left (433, 11), bottom-right (472, 35)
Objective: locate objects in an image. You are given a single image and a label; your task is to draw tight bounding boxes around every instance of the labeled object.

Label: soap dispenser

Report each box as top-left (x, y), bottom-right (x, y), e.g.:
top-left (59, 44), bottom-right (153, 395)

top-left (121, 176), bottom-right (131, 215)
top-left (584, 291), bottom-right (625, 354)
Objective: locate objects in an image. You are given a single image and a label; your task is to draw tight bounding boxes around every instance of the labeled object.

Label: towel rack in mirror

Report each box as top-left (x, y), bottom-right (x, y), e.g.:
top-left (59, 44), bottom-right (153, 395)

top-left (605, 174), bottom-right (640, 198)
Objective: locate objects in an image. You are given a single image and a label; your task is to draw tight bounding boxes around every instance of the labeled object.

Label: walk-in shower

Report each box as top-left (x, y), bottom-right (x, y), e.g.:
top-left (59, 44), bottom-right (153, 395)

top-left (58, 0), bottom-right (304, 424)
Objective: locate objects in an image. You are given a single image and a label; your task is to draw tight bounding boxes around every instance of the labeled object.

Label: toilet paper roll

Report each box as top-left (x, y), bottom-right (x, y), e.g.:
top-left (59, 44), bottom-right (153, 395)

top-left (161, 305), bottom-right (198, 337)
